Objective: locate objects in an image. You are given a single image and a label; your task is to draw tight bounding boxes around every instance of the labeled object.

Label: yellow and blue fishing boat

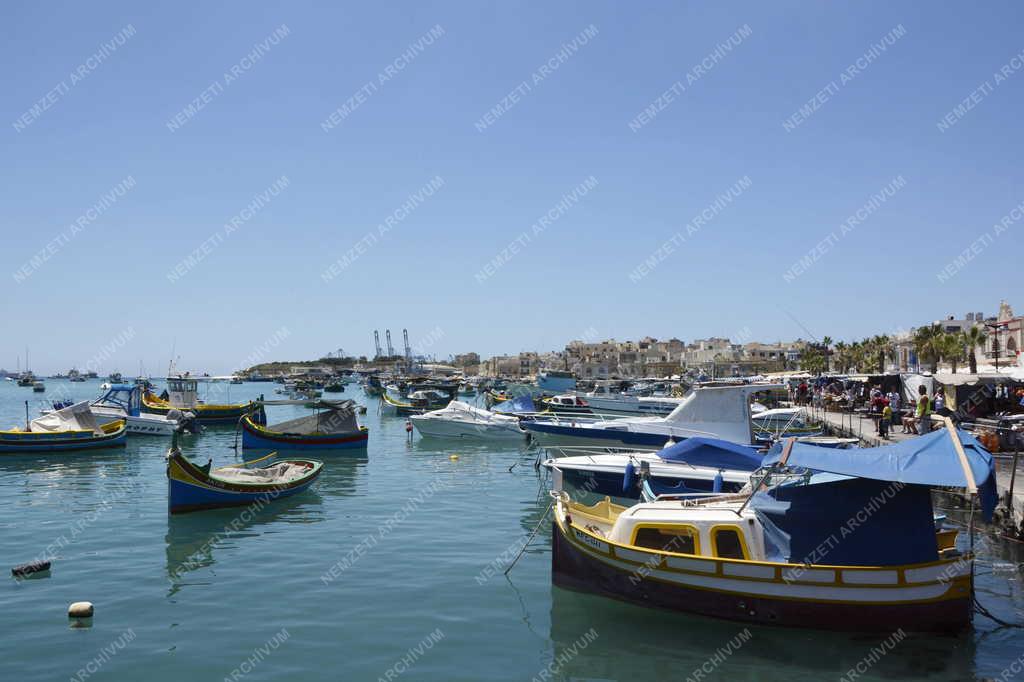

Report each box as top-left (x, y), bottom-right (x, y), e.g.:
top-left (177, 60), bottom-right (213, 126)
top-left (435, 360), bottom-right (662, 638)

top-left (550, 423), bottom-right (996, 633)
top-left (143, 376), bottom-right (253, 423)
top-left (0, 402), bottom-right (127, 454)
top-left (241, 400), bottom-right (368, 451)
top-left (380, 389), bottom-right (450, 415)
top-left (166, 445), bottom-right (323, 514)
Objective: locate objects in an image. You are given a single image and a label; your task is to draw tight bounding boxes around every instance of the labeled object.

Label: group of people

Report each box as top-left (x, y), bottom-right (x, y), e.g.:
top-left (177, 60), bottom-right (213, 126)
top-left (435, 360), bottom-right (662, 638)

top-left (868, 384), bottom-right (944, 439)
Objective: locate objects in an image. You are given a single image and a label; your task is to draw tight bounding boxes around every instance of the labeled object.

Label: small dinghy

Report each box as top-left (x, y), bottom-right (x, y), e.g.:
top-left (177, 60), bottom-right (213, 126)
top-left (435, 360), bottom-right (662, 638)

top-left (0, 401), bottom-right (127, 454)
top-left (166, 443), bottom-right (323, 514)
top-left (240, 400), bottom-right (368, 451)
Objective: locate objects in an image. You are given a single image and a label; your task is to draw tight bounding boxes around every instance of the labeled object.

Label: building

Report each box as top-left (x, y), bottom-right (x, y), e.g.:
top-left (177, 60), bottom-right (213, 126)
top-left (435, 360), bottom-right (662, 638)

top-left (984, 301), bottom-right (1022, 365)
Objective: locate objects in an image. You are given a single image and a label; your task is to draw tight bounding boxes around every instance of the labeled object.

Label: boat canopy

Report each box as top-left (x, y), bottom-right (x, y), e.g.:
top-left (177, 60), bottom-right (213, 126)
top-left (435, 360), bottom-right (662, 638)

top-left (656, 437), bottom-right (763, 471)
top-left (92, 384), bottom-right (142, 416)
top-left (750, 474), bottom-right (940, 567)
top-left (266, 400), bottom-right (359, 435)
top-left (30, 401), bottom-right (103, 434)
top-left (762, 427), bottom-right (997, 518)
top-left (662, 383), bottom-right (786, 444)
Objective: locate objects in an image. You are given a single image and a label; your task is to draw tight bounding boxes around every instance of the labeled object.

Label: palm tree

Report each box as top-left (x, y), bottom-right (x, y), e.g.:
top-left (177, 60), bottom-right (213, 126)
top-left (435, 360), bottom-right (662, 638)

top-left (822, 336), bottom-right (833, 373)
top-left (940, 333), bottom-right (963, 373)
top-left (871, 334), bottom-right (891, 373)
top-left (961, 326), bottom-right (987, 374)
top-left (913, 324), bottom-right (943, 373)
top-left (833, 341), bottom-right (848, 373)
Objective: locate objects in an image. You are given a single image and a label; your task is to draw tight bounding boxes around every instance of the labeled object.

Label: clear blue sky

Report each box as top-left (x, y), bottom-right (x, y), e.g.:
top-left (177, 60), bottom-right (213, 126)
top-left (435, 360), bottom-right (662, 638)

top-left (2, 2), bottom-right (1021, 374)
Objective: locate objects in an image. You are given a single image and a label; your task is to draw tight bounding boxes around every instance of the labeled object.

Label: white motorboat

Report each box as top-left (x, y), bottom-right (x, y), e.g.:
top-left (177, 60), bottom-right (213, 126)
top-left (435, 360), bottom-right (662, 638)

top-left (410, 401), bottom-right (526, 440)
top-left (43, 384), bottom-right (186, 436)
top-left (525, 383), bottom-right (786, 449)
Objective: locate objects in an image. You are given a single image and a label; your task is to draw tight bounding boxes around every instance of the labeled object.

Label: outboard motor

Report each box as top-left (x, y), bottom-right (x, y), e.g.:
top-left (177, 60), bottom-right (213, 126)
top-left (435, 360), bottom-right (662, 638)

top-left (173, 410), bottom-right (202, 435)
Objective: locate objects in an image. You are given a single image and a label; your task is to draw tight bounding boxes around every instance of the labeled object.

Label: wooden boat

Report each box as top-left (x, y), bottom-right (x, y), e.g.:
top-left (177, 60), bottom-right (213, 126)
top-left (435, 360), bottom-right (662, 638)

top-left (551, 425), bottom-right (996, 633)
top-left (241, 400), bottom-right (368, 451)
top-left (142, 376), bottom-right (253, 423)
top-left (0, 402), bottom-right (127, 453)
top-left (166, 446), bottom-right (323, 514)
top-left (381, 390), bottom-right (450, 415)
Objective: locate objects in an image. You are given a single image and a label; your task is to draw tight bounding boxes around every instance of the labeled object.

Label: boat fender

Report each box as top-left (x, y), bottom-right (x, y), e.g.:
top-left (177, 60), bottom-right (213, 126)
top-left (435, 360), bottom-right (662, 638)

top-left (713, 470), bottom-right (723, 493)
top-left (68, 601), bottom-right (94, 618)
top-left (405, 421), bottom-right (413, 433)
top-left (12, 560), bottom-right (50, 577)
top-left (623, 461), bottom-right (636, 493)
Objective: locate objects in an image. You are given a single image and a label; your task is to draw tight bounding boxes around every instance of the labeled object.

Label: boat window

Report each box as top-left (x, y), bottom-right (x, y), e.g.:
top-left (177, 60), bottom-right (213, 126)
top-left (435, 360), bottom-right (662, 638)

top-left (712, 527), bottom-right (747, 560)
top-left (633, 526), bottom-right (698, 554)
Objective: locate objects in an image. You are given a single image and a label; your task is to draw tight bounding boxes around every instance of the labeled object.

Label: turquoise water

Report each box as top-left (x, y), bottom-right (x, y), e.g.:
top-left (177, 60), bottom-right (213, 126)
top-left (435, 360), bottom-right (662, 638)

top-left (3, 379), bottom-right (1024, 681)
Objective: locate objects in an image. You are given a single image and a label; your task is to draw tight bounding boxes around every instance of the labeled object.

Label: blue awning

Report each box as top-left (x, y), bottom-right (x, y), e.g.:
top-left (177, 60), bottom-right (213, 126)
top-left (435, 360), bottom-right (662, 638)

top-left (657, 437), bottom-right (763, 471)
top-left (763, 428), bottom-right (997, 519)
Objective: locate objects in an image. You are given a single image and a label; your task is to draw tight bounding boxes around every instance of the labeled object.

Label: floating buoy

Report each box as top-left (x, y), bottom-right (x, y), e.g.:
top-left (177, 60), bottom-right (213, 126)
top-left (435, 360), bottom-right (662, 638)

top-left (68, 601), bottom-right (94, 618)
top-left (449, 454), bottom-right (459, 461)
top-left (12, 560), bottom-right (50, 578)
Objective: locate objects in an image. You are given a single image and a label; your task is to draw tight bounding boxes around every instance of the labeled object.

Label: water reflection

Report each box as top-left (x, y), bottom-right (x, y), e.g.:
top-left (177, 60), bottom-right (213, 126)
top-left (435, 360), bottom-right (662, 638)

top-left (548, 586), bottom-right (975, 681)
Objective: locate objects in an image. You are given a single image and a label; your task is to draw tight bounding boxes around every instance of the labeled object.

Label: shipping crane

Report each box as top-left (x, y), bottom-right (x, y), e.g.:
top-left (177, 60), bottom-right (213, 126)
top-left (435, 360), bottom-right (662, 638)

top-left (403, 329), bottom-right (412, 365)
top-left (373, 331), bottom-right (383, 359)
top-left (385, 329), bottom-right (395, 358)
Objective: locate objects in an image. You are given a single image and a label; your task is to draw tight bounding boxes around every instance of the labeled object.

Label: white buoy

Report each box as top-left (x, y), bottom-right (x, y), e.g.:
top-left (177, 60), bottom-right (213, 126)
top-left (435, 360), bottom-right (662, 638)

top-left (68, 601), bottom-right (94, 618)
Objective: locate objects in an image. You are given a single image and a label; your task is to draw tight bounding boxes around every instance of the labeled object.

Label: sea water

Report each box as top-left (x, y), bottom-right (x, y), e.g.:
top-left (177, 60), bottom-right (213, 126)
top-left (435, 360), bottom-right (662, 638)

top-left (1, 379), bottom-right (1023, 681)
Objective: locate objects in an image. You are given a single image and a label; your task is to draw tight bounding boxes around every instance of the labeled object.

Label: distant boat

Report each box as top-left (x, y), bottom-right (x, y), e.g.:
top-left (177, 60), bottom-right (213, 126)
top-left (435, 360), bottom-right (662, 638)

top-left (381, 390), bottom-right (450, 415)
top-left (32, 381), bottom-right (45, 392)
top-left (68, 369), bottom-right (86, 382)
top-left (166, 445), bottom-right (322, 514)
top-left (0, 402), bottom-right (127, 454)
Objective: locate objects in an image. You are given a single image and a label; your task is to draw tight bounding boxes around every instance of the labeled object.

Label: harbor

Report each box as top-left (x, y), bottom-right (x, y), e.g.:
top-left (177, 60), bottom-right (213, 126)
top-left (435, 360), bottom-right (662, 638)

top-left (5, 2), bottom-right (1024, 679)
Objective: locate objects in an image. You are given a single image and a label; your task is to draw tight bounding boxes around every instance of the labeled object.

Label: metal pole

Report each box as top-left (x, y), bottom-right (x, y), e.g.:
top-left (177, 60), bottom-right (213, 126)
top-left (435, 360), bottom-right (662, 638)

top-left (1009, 436), bottom-right (1021, 524)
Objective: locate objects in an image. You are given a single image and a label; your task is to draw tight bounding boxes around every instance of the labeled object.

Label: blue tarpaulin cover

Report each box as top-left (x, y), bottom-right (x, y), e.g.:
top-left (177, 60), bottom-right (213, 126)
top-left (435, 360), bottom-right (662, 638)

top-left (762, 428), bottom-right (997, 520)
top-left (657, 437), bottom-right (763, 471)
top-left (751, 475), bottom-right (939, 566)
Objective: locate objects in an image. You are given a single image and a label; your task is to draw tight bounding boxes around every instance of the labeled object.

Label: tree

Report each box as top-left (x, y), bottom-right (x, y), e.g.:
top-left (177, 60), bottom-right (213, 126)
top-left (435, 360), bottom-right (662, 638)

top-left (961, 326), bottom-right (987, 374)
top-left (870, 334), bottom-right (891, 373)
top-left (800, 345), bottom-right (826, 374)
top-left (833, 341), bottom-right (848, 373)
top-left (913, 324), bottom-right (943, 373)
top-left (822, 336), bottom-right (833, 373)
top-left (940, 333), bottom-right (963, 374)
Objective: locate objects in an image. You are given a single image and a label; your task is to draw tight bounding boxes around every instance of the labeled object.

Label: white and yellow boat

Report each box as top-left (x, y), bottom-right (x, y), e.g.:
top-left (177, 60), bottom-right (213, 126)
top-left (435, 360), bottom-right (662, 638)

top-left (550, 424), bottom-right (996, 633)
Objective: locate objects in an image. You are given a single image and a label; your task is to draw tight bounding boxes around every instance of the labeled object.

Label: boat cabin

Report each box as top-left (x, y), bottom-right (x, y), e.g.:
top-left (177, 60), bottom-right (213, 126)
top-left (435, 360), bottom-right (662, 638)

top-left (93, 384), bottom-right (143, 416)
top-left (549, 395), bottom-right (588, 408)
top-left (167, 377), bottom-right (200, 408)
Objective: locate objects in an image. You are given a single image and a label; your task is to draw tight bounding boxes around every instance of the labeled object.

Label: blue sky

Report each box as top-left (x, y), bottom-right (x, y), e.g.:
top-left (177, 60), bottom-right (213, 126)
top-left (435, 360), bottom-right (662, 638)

top-left (2, 2), bottom-right (1021, 374)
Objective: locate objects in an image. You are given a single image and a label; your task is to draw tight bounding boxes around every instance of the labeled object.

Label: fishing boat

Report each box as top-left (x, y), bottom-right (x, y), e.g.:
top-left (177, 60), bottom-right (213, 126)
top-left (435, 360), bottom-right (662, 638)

top-left (526, 383), bottom-right (784, 450)
top-left (68, 369), bottom-right (86, 382)
top-left (241, 400), bottom-right (368, 451)
top-left (751, 407), bottom-right (822, 443)
top-left (551, 424), bottom-right (996, 633)
top-left (381, 389), bottom-right (450, 415)
top-left (166, 443), bottom-right (323, 514)
top-left (457, 383), bottom-right (476, 396)
top-left (363, 375), bottom-right (385, 396)
top-left (323, 381), bottom-right (345, 393)
top-left (0, 402), bottom-right (127, 454)
top-left (410, 401), bottom-right (526, 440)
top-left (143, 376), bottom-right (254, 423)
top-left (32, 381), bottom-right (45, 392)
top-left (17, 372), bottom-right (36, 387)
top-left (542, 394), bottom-right (592, 414)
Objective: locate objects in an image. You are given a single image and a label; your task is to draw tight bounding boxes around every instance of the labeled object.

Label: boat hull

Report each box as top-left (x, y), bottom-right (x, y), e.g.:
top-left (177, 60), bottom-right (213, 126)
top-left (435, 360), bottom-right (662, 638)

top-left (551, 519), bottom-right (972, 633)
top-left (142, 392), bottom-right (251, 423)
top-left (240, 416), bottom-right (369, 451)
top-left (526, 421), bottom-right (675, 449)
top-left (410, 418), bottom-right (526, 441)
top-left (167, 452), bottom-right (322, 514)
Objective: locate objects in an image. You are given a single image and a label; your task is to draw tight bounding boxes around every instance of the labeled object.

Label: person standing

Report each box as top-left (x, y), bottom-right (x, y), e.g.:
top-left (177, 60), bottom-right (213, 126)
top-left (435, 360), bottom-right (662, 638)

top-left (916, 385), bottom-right (931, 435)
top-left (880, 401), bottom-right (892, 439)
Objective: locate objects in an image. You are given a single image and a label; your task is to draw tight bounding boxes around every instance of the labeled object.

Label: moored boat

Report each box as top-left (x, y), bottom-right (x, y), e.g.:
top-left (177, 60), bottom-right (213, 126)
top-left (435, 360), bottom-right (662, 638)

top-left (410, 401), bottom-right (526, 440)
top-left (0, 402), bottom-right (127, 454)
top-left (143, 376), bottom-right (254, 423)
top-left (551, 424), bottom-right (996, 633)
top-left (241, 400), bottom-right (368, 451)
top-left (166, 445), bottom-right (323, 514)
top-left (381, 389), bottom-right (450, 415)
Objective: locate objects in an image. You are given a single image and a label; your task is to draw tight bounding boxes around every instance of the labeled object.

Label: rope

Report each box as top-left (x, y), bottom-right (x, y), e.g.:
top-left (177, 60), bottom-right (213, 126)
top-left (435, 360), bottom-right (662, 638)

top-left (504, 499), bottom-right (554, 575)
top-left (974, 596), bottom-right (1024, 628)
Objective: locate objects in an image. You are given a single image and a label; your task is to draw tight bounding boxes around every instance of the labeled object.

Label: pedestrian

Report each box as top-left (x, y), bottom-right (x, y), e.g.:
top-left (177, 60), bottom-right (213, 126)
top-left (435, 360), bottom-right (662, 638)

top-left (933, 391), bottom-right (945, 412)
top-left (916, 385), bottom-right (931, 435)
top-left (880, 401), bottom-right (892, 439)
